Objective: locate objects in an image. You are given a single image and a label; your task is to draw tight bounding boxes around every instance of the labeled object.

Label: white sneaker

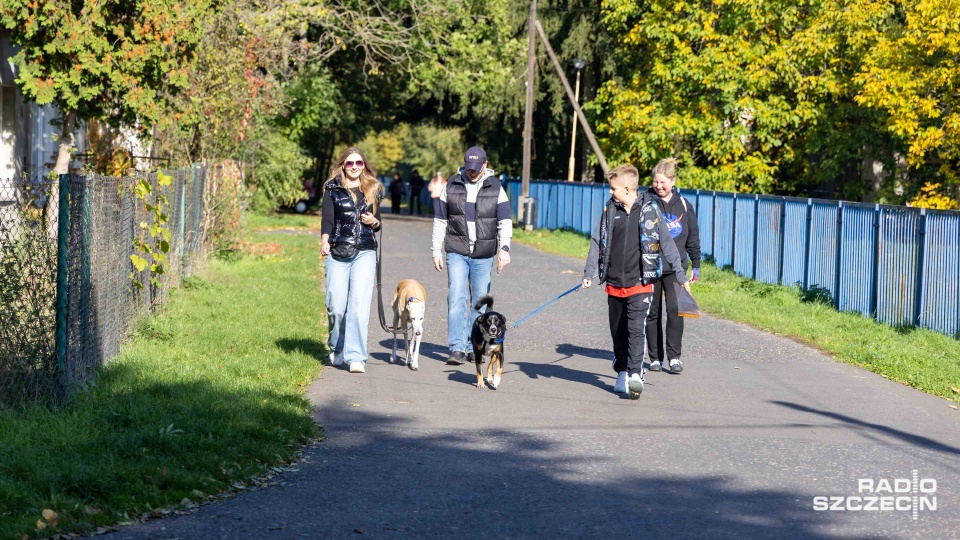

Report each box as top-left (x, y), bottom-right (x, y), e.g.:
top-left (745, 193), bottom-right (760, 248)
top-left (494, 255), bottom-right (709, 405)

top-left (649, 360), bottom-right (662, 372)
top-left (668, 358), bottom-right (683, 373)
top-left (329, 352), bottom-right (344, 366)
top-left (348, 362), bottom-right (365, 373)
top-left (614, 371), bottom-right (628, 394)
top-left (628, 372), bottom-right (644, 399)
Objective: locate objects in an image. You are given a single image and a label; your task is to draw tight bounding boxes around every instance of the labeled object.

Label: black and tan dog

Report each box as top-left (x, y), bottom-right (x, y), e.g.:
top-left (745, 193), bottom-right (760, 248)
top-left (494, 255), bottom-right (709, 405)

top-left (470, 295), bottom-right (506, 389)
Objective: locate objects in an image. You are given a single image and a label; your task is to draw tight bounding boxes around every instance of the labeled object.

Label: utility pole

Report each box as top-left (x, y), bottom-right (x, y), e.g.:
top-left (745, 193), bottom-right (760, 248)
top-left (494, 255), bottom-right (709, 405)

top-left (567, 58), bottom-right (585, 182)
top-left (535, 20), bottom-right (609, 174)
top-left (521, 0), bottom-right (536, 225)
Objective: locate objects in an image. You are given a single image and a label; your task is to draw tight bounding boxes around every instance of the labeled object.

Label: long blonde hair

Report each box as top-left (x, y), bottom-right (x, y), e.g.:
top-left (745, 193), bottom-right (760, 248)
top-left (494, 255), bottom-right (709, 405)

top-left (328, 146), bottom-right (381, 210)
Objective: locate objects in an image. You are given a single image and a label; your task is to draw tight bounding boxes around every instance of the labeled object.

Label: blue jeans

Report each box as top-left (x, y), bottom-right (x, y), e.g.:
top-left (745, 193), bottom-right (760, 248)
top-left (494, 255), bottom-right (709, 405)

top-left (446, 252), bottom-right (494, 353)
top-left (325, 249), bottom-right (377, 364)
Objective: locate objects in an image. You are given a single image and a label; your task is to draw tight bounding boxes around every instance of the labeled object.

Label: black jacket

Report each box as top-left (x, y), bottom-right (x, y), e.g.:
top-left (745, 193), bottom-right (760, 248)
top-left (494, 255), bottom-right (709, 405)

top-left (648, 186), bottom-right (701, 271)
top-left (321, 176), bottom-right (382, 251)
top-left (583, 194), bottom-right (687, 286)
top-left (444, 172), bottom-right (502, 259)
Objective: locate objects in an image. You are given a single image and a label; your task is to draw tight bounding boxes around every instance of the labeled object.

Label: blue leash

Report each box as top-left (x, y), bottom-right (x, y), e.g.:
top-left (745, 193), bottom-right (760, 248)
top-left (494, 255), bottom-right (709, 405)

top-left (511, 282), bottom-right (584, 329)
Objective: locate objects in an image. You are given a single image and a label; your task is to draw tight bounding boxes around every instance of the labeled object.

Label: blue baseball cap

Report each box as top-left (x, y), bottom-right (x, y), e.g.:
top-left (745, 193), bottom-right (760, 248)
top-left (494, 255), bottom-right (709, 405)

top-left (464, 146), bottom-right (487, 172)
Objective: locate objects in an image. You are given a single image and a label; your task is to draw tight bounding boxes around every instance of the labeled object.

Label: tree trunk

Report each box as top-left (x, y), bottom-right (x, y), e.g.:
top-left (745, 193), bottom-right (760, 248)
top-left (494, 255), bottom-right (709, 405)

top-left (47, 110), bottom-right (77, 237)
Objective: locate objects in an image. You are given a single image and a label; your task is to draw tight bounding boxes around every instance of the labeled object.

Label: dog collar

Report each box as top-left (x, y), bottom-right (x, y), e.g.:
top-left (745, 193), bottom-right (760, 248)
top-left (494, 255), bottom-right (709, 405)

top-left (493, 331), bottom-right (506, 344)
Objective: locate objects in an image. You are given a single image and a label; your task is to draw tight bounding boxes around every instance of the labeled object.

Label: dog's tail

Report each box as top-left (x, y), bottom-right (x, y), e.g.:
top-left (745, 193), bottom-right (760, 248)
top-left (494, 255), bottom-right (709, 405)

top-left (474, 295), bottom-right (493, 312)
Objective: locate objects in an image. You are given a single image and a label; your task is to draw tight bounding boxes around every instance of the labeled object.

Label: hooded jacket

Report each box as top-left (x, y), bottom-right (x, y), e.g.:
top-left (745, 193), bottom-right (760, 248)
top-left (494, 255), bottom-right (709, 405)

top-left (647, 186), bottom-right (701, 271)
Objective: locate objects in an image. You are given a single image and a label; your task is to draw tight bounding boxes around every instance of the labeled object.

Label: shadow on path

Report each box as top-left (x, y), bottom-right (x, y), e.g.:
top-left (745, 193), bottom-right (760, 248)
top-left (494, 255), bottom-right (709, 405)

top-left (774, 400), bottom-right (960, 460)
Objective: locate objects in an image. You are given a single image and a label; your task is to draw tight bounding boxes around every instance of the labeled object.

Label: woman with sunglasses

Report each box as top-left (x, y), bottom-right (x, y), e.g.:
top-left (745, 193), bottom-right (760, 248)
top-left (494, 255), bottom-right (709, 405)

top-left (320, 147), bottom-right (383, 373)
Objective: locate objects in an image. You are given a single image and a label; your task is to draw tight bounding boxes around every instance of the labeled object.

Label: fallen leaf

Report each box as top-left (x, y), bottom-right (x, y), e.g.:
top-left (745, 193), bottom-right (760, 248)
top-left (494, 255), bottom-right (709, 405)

top-left (36, 520), bottom-right (46, 530)
top-left (950, 405), bottom-right (958, 410)
top-left (350, 403), bottom-right (361, 407)
top-left (951, 387), bottom-right (960, 394)
top-left (84, 505), bottom-right (99, 515)
top-left (561, 270), bottom-right (578, 274)
top-left (180, 498), bottom-right (192, 506)
top-left (42, 509), bottom-right (58, 521)
top-left (734, 367), bottom-right (741, 370)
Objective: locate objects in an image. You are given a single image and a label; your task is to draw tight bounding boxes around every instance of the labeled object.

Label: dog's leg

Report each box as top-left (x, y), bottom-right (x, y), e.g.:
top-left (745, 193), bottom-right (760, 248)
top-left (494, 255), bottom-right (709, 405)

top-left (402, 328), bottom-right (411, 366)
top-left (410, 333), bottom-right (420, 371)
top-left (485, 351), bottom-right (495, 385)
top-left (474, 347), bottom-right (485, 389)
top-left (492, 349), bottom-right (504, 389)
top-left (390, 333), bottom-right (398, 364)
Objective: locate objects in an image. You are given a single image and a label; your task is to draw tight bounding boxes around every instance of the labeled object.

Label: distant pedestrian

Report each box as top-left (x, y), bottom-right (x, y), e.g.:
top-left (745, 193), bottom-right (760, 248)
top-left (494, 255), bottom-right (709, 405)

top-left (409, 170), bottom-right (425, 215)
top-left (582, 164), bottom-right (689, 399)
top-left (432, 147), bottom-right (512, 365)
top-left (645, 158), bottom-right (701, 375)
top-left (320, 146), bottom-right (383, 374)
top-left (428, 171), bottom-right (446, 200)
top-left (389, 172), bottom-right (405, 214)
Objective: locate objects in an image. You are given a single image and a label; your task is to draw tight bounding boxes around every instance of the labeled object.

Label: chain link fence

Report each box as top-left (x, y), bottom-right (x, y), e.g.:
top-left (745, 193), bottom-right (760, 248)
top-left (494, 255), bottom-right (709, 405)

top-left (0, 166), bottom-right (208, 407)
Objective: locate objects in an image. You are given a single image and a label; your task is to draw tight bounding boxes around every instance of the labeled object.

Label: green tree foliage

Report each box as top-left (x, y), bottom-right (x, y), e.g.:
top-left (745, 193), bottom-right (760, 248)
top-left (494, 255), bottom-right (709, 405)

top-left (854, 0), bottom-right (960, 191)
top-left (593, 0), bottom-right (959, 202)
top-left (0, 0), bottom-right (214, 171)
top-left (249, 130), bottom-right (312, 213)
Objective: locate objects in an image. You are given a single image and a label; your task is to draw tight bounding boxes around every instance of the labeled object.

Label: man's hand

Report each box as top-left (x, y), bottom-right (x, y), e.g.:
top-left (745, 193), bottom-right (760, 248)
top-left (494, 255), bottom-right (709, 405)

top-left (433, 256), bottom-right (444, 272)
top-left (582, 278), bottom-right (592, 289)
top-left (497, 249), bottom-right (511, 274)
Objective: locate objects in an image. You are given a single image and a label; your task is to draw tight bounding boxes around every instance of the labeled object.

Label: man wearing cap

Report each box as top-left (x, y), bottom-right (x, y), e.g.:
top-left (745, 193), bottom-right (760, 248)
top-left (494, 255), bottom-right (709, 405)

top-left (432, 146), bottom-right (513, 365)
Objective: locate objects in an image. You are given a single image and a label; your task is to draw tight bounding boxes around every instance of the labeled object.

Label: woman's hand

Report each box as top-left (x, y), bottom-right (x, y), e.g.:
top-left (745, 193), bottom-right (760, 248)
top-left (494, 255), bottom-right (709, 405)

top-left (320, 234), bottom-right (331, 256)
top-left (360, 212), bottom-right (379, 228)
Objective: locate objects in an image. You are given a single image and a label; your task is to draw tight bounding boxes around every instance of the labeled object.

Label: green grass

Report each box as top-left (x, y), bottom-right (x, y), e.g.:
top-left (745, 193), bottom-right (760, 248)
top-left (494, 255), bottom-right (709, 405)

top-left (0, 222), bottom-right (325, 538)
top-left (512, 228), bottom-right (591, 260)
top-left (246, 212), bottom-right (320, 231)
top-left (512, 228), bottom-right (960, 404)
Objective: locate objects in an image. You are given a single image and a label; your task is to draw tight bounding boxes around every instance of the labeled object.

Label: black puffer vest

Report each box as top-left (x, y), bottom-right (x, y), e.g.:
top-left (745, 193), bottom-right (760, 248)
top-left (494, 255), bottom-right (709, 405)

top-left (597, 193), bottom-right (663, 285)
top-left (324, 176), bottom-right (381, 251)
top-left (444, 172), bottom-right (501, 259)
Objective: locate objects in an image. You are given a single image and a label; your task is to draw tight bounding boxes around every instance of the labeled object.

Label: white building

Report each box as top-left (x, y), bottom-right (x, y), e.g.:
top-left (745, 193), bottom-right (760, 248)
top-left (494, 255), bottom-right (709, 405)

top-left (1, 30), bottom-right (86, 230)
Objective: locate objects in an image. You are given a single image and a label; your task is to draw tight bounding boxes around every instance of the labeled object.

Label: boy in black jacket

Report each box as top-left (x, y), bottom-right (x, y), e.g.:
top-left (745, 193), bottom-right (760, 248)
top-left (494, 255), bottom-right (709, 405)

top-left (646, 158), bottom-right (701, 374)
top-left (583, 164), bottom-right (689, 400)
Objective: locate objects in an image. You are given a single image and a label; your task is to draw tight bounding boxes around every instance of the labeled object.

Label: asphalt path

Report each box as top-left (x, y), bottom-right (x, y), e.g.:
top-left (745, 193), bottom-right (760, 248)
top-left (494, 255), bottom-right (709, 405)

top-left (108, 213), bottom-right (959, 539)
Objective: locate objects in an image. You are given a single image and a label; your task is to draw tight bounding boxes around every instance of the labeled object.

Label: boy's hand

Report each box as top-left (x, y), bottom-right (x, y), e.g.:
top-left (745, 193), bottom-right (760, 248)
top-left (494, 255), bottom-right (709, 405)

top-left (582, 278), bottom-right (592, 289)
top-left (433, 256), bottom-right (444, 272)
top-left (690, 268), bottom-right (700, 283)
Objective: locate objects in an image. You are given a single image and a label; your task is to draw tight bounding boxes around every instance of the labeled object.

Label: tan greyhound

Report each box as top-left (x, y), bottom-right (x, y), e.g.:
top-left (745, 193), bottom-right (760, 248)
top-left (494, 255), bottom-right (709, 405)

top-left (391, 279), bottom-right (427, 370)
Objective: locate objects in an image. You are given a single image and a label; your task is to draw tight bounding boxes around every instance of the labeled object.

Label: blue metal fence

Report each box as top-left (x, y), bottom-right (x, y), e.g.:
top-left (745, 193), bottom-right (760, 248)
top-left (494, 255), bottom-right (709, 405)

top-left (503, 178), bottom-right (960, 338)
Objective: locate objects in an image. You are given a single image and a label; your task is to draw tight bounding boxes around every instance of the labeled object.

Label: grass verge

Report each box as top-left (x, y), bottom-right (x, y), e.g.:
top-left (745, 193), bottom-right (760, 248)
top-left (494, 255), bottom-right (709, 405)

top-left (0, 220), bottom-right (325, 538)
top-left (512, 228), bottom-right (960, 404)
top-left (247, 212), bottom-right (320, 231)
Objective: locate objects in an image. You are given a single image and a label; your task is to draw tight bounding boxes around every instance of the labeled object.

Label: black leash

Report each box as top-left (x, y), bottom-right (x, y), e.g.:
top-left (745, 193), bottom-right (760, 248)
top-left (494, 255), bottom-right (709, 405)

top-left (375, 224), bottom-right (403, 334)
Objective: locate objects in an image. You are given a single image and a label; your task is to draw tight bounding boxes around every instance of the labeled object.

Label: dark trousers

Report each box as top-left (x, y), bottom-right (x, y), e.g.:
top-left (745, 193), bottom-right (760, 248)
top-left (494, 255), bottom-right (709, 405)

top-left (646, 271), bottom-right (683, 361)
top-left (608, 292), bottom-right (653, 375)
top-left (390, 195), bottom-right (402, 214)
top-left (409, 193), bottom-right (422, 215)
